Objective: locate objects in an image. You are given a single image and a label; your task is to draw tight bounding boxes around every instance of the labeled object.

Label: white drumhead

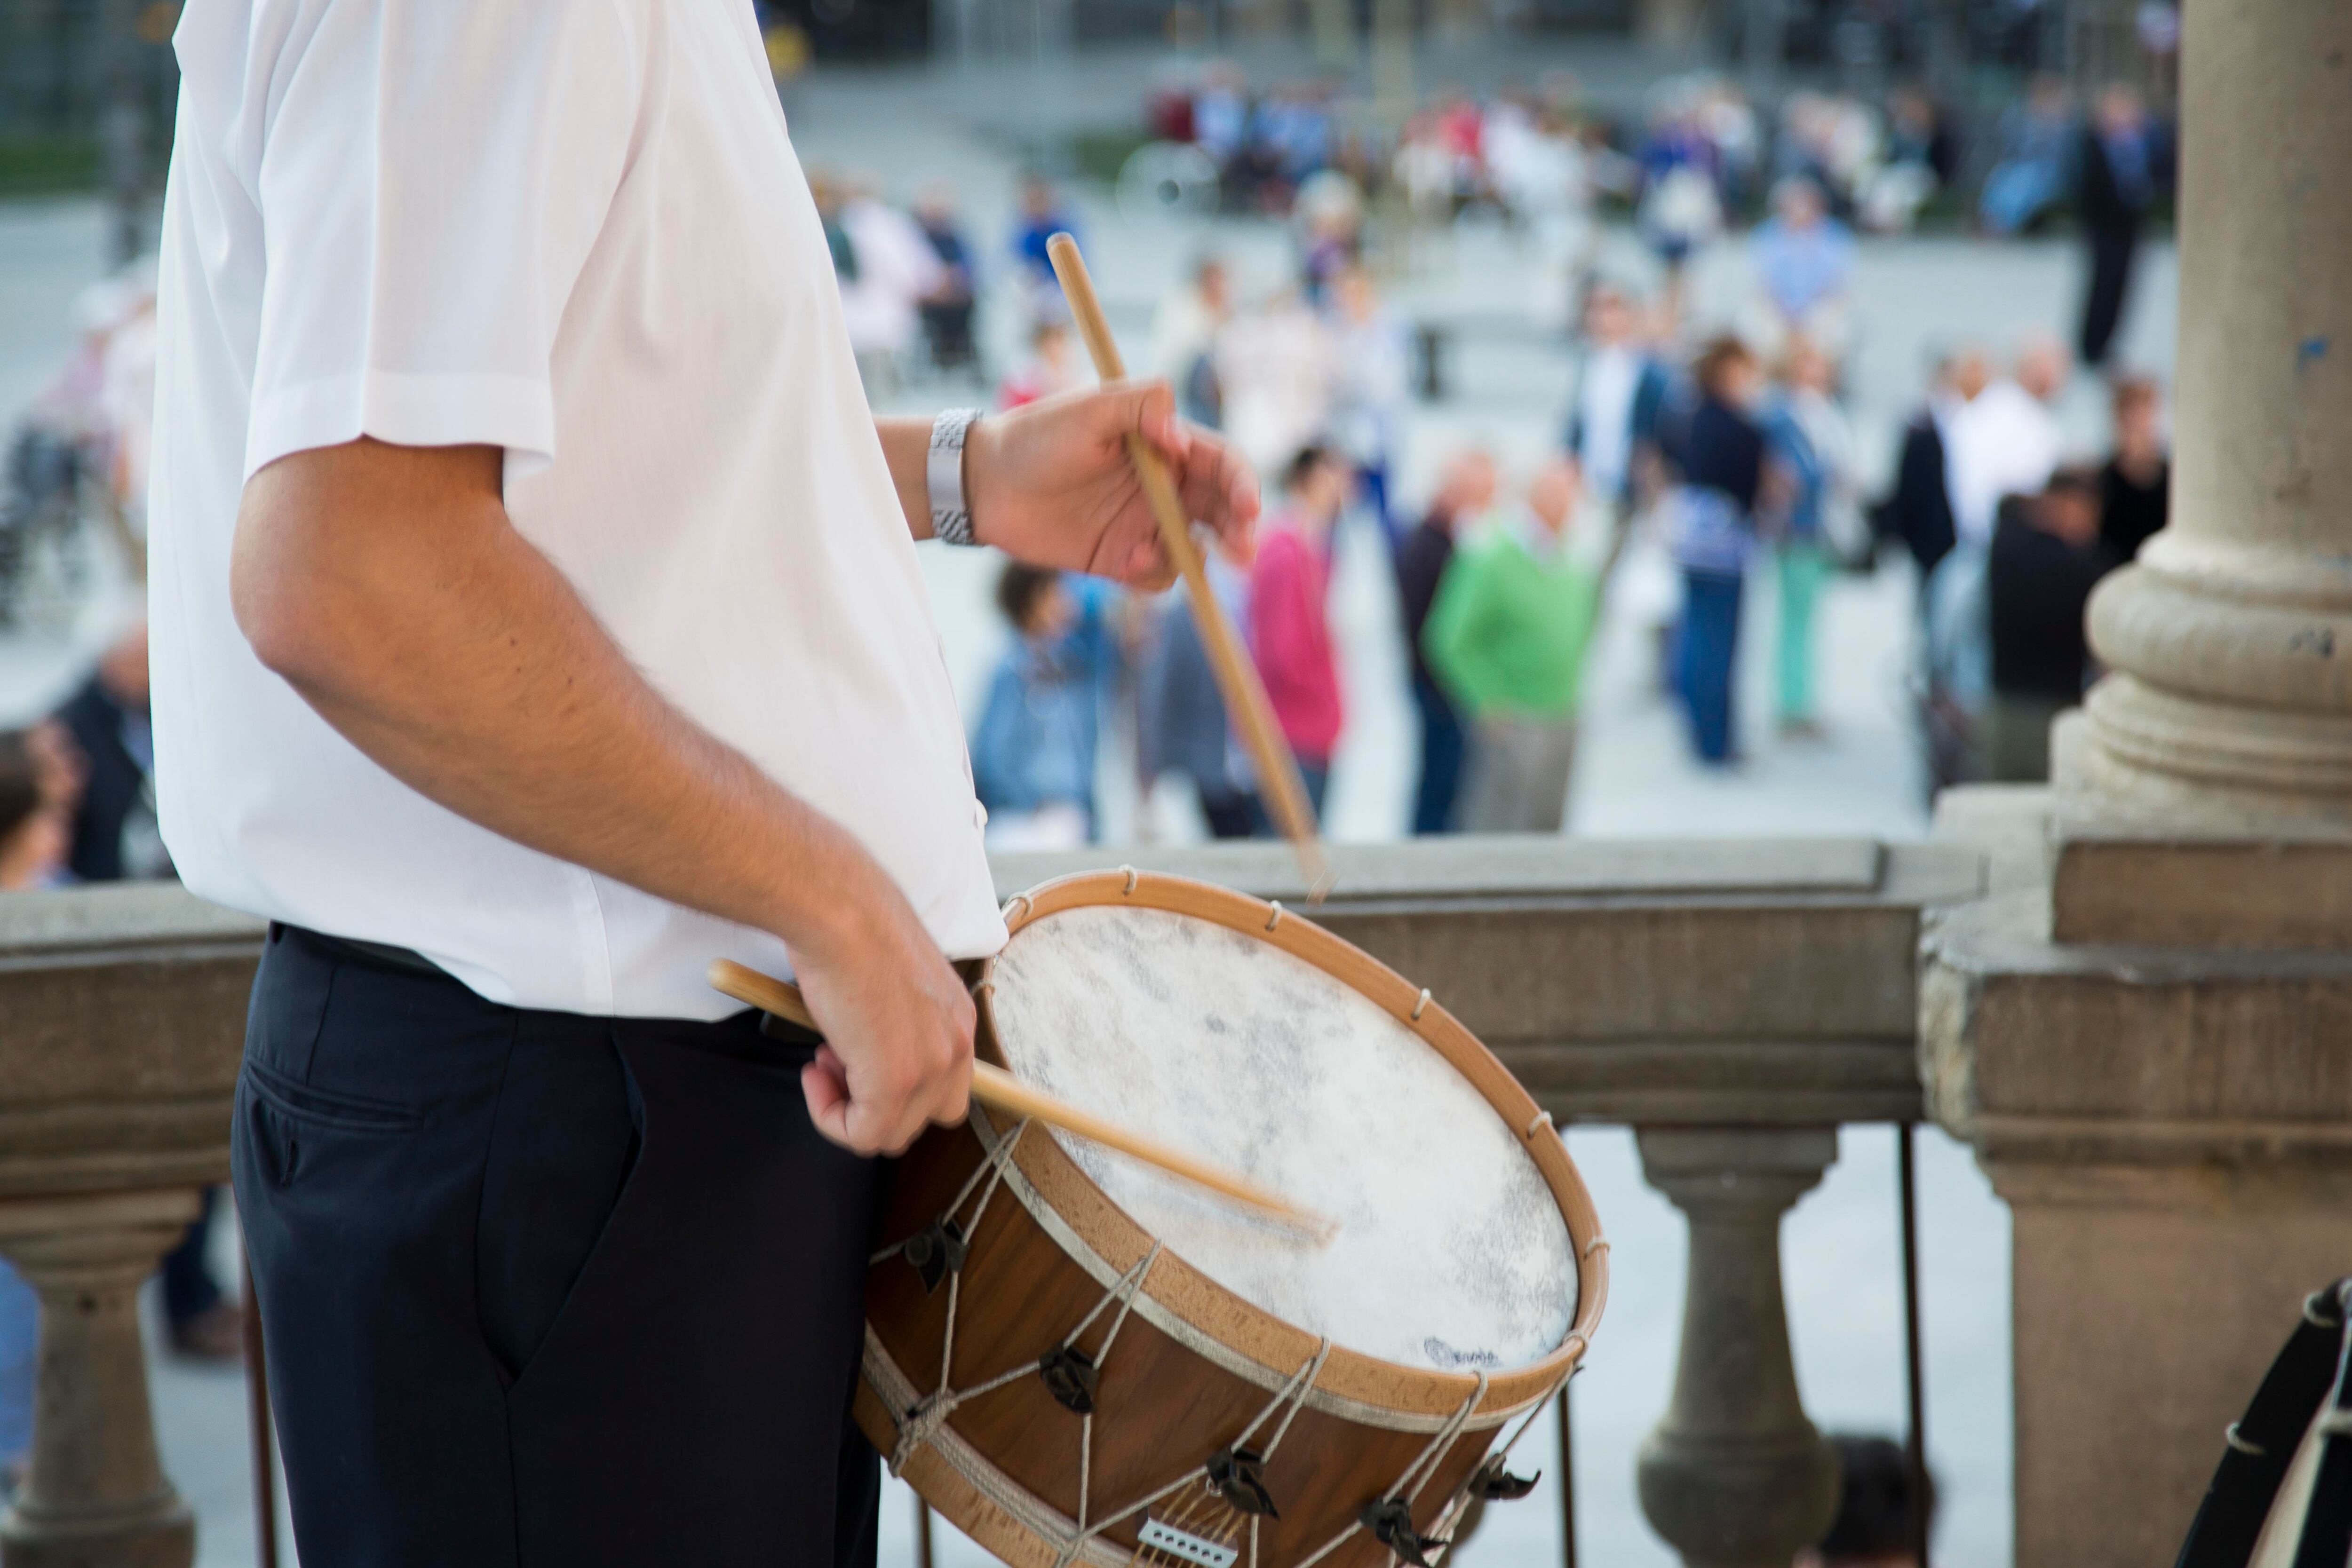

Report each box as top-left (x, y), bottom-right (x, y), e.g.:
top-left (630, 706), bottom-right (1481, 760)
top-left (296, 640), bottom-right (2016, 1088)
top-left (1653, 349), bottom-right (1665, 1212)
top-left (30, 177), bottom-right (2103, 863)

top-left (988, 903), bottom-right (1578, 1372)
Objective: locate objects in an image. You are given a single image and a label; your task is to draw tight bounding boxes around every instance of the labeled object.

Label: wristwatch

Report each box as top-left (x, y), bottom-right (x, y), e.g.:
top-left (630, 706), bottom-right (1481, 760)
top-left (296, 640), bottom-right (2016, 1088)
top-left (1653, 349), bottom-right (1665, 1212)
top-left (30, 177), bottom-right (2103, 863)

top-left (929, 408), bottom-right (982, 546)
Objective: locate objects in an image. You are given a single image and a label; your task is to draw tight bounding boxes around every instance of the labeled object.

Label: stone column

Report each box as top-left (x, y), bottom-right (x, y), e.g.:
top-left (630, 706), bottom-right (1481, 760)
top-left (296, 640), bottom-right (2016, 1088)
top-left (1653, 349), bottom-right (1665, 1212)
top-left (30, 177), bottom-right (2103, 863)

top-left (1635, 1130), bottom-right (1840, 1568)
top-left (1921, 12), bottom-right (2352, 1564)
top-left (0, 1191), bottom-right (201, 1568)
top-left (2058, 0), bottom-right (2352, 853)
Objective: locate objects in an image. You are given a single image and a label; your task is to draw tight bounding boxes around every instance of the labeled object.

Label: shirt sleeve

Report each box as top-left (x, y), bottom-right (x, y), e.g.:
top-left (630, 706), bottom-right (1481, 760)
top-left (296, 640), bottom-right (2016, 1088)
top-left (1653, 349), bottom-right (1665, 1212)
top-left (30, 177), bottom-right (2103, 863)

top-left (244, 0), bottom-right (641, 481)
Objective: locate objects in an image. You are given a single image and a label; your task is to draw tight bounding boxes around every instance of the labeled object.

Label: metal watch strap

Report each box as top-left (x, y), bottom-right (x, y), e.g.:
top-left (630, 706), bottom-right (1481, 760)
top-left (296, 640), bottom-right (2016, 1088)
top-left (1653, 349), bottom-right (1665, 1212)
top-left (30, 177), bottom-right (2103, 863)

top-left (929, 407), bottom-right (982, 546)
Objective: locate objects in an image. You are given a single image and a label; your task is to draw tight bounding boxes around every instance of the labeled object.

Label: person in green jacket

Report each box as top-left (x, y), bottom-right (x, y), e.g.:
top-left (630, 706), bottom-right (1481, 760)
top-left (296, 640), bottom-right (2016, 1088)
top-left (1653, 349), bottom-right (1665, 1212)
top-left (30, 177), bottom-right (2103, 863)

top-left (1422, 457), bottom-right (1619, 833)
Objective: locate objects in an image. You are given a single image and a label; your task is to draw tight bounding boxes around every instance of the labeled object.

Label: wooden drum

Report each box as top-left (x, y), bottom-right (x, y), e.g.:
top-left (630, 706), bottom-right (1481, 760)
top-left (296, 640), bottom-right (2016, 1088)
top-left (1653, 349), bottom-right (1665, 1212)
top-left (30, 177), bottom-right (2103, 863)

top-left (859, 870), bottom-right (1609, 1568)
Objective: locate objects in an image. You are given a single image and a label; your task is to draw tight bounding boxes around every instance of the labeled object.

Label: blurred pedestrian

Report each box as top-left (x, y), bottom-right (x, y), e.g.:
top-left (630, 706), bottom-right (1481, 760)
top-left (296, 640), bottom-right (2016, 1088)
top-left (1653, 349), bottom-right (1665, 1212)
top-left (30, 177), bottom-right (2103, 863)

top-left (1151, 256), bottom-right (1232, 428)
top-left (1423, 459), bottom-right (1610, 833)
top-left (2076, 85), bottom-right (2166, 368)
top-left (1137, 556), bottom-right (1259, 839)
top-left (1000, 320), bottom-right (1085, 410)
top-left (1326, 265), bottom-right (1410, 549)
top-left (1860, 86), bottom-right (1959, 234)
top-left (1985, 469), bottom-right (2119, 781)
top-left (1217, 285), bottom-right (1334, 484)
top-left (1871, 346), bottom-right (1983, 584)
top-left (836, 178), bottom-right (944, 395)
top-left (1946, 335), bottom-right (2068, 553)
top-left (2099, 373), bottom-right (2170, 561)
top-left (1248, 446), bottom-right (1350, 815)
top-left (1566, 282), bottom-right (1672, 523)
top-left (1750, 177), bottom-right (1855, 351)
top-left (0, 726), bottom-right (76, 893)
top-left (1395, 449), bottom-right (1498, 835)
top-left (1011, 174), bottom-right (1080, 322)
top-left (971, 565), bottom-right (1103, 848)
top-left (1669, 337), bottom-right (1772, 765)
top-left (1293, 170), bottom-right (1361, 301)
top-left (1763, 336), bottom-right (1862, 737)
top-left (1636, 100), bottom-right (1724, 313)
top-left (1933, 335), bottom-right (2069, 721)
top-left (913, 186), bottom-right (979, 374)
top-left (1794, 1434), bottom-right (1935, 1568)
top-left (1979, 75), bottom-right (2076, 236)
top-left (52, 619), bottom-right (168, 883)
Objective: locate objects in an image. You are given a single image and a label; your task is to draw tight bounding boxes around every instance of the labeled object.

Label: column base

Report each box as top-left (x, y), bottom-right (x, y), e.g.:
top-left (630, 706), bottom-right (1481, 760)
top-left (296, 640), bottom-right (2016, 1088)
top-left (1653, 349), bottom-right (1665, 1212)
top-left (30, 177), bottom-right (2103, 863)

top-left (2047, 707), bottom-right (2352, 949)
top-left (1920, 876), bottom-right (2352, 1568)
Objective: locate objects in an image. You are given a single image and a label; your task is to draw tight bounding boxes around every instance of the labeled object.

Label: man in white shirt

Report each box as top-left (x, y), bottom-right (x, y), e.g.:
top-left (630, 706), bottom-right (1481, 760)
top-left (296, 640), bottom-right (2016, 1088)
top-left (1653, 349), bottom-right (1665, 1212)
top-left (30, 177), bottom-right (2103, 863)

top-left (1930, 334), bottom-right (2070, 724)
top-left (1943, 333), bottom-right (2070, 548)
top-left (150, 4), bottom-right (1255, 1565)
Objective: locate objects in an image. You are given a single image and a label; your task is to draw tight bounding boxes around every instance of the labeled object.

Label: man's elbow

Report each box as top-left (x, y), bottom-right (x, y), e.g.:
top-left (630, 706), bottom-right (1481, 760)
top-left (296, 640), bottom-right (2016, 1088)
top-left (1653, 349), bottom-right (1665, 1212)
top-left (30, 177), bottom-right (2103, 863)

top-left (230, 524), bottom-right (343, 687)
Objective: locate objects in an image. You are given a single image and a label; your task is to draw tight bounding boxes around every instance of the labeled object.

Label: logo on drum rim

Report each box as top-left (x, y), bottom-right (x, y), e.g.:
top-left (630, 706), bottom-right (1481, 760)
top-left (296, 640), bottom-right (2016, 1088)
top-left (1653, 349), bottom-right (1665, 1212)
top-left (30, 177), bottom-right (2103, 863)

top-left (1136, 1517), bottom-right (1240, 1568)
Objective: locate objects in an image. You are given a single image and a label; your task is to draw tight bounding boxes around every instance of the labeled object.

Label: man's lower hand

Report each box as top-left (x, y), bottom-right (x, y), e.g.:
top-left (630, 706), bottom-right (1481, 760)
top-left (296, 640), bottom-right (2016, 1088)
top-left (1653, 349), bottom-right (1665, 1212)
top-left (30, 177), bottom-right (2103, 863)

top-left (789, 858), bottom-right (975, 1156)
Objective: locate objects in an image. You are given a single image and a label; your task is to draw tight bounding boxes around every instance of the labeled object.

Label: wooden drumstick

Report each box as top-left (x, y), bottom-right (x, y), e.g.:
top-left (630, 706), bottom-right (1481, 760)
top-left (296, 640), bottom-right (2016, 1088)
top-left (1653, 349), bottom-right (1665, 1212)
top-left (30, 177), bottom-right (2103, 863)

top-left (708, 959), bottom-right (1335, 1236)
top-left (1043, 232), bottom-right (1335, 904)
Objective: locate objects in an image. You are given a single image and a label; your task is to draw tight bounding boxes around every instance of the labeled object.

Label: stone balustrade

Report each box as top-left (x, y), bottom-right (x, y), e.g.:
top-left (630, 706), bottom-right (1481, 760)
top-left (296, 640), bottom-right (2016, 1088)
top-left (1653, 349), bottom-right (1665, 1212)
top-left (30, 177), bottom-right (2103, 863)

top-left (0, 837), bottom-right (1981, 1568)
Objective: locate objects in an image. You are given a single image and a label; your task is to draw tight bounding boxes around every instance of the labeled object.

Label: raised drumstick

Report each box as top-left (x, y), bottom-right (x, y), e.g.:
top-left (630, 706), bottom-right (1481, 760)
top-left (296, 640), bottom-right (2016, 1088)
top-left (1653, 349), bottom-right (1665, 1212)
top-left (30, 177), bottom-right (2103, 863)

top-left (1043, 232), bottom-right (1334, 903)
top-left (708, 959), bottom-right (1334, 1236)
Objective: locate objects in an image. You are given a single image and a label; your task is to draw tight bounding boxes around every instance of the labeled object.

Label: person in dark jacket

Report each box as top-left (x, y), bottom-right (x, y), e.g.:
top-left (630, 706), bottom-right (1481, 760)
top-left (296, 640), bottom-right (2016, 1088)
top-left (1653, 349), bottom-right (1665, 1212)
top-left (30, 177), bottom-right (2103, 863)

top-left (1985, 469), bottom-right (2122, 782)
top-left (1394, 449), bottom-right (1496, 833)
top-left (913, 186), bottom-right (978, 373)
top-left (1872, 347), bottom-right (1987, 584)
top-left (1669, 338), bottom-right (1775, 765)
top-left (51, 620), bottom-right (240, 1360)
top-left (51, 621), bottom-right (167, 884)
top-left (2099, 373), bottom-right (2170, 561)
top-left (2076, 85), bottom-right (2168, 368)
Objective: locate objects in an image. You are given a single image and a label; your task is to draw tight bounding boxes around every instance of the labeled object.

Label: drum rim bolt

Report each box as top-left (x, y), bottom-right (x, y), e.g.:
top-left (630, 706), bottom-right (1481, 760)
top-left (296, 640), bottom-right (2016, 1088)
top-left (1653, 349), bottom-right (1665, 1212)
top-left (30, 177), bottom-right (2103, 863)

top-left (1121, 865), bottom-right (1139, 895)
top-left (1264, 901), bottom-right (1284, 931)
top-left (1411, 988), bottom-right (1431, 1022)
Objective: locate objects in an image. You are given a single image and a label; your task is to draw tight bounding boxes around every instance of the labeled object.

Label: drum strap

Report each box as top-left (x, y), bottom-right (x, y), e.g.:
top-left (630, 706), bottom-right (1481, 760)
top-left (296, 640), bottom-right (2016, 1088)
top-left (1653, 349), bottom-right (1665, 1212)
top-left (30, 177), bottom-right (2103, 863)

top-left (2173, 1277), bottom-right (2352, 1568)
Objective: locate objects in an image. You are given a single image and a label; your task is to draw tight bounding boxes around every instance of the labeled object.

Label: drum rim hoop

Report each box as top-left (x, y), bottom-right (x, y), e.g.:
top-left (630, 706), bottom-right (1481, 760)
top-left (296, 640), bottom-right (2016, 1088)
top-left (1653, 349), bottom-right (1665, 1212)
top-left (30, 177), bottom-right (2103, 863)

top-left (971, 867), bottom-right (1609, 1421)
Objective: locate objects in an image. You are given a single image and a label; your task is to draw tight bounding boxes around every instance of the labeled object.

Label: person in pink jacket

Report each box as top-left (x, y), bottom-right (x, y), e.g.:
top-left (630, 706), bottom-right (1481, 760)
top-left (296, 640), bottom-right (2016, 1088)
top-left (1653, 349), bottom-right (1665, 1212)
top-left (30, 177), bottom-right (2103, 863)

top-left (1248, 444), bottom-right (1352, 814)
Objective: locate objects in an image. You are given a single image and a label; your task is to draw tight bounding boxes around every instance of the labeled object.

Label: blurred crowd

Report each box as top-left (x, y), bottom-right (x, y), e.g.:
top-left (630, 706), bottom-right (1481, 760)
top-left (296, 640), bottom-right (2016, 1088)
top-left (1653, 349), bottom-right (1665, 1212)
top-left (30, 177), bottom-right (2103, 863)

top-left (925, 161), bottom-right (2173, 850)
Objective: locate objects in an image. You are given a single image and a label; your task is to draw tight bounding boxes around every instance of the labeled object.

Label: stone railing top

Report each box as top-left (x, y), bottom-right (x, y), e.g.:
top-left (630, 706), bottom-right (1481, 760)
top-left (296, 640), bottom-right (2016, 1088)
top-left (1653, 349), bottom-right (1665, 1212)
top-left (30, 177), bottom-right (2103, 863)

top-left (0, 881), bottom-right (264, 960)
top-left (990, 835), bottom-right (1979, 908)
top-left (0, 836), bottom-right (1984, 1197)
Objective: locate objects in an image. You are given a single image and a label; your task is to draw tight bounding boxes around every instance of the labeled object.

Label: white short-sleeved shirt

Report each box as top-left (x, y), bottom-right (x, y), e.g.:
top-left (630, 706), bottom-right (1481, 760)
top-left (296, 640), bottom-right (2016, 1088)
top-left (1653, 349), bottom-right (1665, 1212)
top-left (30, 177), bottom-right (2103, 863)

top-left (149, 0), bottom-right (1006, 1018)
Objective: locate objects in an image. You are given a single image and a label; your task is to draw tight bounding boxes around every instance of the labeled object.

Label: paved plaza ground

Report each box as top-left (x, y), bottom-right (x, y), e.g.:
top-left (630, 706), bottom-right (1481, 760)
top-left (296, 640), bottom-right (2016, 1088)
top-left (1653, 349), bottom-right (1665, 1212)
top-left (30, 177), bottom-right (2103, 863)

top-left (0, 54), bottom-right (2181, 1567)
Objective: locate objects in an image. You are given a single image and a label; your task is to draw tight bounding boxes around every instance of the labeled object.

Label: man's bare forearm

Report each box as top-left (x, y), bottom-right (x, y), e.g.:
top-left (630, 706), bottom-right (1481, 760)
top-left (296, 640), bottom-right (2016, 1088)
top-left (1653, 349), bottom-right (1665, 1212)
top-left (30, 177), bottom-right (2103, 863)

top-left (877, 417), bottom-right (935, 541)
top-left (232, 438), bottom-right (885, 962)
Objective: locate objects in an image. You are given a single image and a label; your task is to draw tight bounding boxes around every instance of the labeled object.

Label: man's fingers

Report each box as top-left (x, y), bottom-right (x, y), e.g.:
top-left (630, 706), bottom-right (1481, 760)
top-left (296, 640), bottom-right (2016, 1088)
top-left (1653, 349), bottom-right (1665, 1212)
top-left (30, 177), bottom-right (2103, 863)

top-left (1112, 379), bottom-right (1190, 468)
top-left (802, 1058), bottom-right (856, 1150)
top-left (1176, 438), bottom-right (1261, 556)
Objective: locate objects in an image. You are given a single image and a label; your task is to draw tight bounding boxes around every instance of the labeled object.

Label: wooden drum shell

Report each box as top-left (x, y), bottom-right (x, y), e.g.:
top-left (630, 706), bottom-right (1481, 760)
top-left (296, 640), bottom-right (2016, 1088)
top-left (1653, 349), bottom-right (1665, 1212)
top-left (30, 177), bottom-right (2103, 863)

top-left (857, 871), bottom-right (1610, 1568)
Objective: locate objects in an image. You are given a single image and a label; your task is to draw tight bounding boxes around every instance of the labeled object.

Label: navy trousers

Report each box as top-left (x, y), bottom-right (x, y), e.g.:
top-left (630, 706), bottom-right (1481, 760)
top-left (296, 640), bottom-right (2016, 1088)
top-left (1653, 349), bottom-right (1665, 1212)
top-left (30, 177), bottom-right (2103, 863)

top-left (1411, 673), bottom-right (1467, 835)
top-left (1677, 568), bottom-right (1745, 764)
top-left (233, 926), bottom-right (883, 1568)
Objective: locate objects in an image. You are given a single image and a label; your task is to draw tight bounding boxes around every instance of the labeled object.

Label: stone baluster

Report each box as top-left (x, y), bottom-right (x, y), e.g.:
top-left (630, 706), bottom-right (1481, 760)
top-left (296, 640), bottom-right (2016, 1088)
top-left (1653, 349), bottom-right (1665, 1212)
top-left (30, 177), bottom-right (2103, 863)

top-left (1634, 1129), bottom-right (1840, 1568)
top-left (0, 1191), bottom-right (201, 1568)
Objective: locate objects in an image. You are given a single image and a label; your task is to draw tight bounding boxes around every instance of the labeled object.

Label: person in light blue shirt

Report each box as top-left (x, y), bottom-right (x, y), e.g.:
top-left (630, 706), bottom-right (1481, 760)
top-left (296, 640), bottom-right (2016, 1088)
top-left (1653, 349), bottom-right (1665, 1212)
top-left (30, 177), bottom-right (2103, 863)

top-left (1750, 177), bottom-right (1855, 341)
top-left (969, 564), bottom-right (1120, 847)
